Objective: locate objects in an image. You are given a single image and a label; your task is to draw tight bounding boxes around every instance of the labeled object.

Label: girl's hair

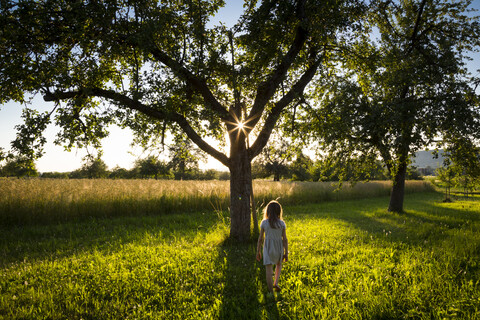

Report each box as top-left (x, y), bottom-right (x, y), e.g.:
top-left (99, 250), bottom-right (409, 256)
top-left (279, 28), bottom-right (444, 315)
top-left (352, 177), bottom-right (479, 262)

top-left (263, 200), bottom-right (283, 229)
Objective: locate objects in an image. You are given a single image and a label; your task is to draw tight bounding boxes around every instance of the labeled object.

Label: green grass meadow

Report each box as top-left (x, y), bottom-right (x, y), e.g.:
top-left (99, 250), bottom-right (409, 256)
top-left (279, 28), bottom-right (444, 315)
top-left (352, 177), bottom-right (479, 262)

top-left (1, 180), bottom-right (480, 319)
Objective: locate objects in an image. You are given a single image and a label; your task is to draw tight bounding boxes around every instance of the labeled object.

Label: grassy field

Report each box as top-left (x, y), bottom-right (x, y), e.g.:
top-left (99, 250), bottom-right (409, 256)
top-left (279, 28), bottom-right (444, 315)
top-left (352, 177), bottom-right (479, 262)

top-left (1, 180), bottom-right (480, 319)
top-left (0, 178), bottom-right (433, 226)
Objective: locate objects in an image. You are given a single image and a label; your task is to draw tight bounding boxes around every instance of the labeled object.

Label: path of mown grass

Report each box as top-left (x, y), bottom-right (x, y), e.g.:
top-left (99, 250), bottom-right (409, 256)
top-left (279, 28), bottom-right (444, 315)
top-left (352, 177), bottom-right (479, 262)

top-left (1, 191), bottom-right (480, 319)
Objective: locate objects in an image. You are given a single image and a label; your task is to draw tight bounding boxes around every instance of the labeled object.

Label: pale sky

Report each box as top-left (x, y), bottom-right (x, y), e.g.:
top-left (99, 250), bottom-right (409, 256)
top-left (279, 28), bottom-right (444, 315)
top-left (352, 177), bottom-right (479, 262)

top-left (1, 1), bottom-right (479, 172)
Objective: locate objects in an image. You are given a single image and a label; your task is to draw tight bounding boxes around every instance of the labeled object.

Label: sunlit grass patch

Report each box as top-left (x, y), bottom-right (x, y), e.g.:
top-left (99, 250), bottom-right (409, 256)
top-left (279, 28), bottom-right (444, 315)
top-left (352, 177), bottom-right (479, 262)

top-left (1, 212), bottom-right (230, 319)
top-left (1, 191), bottom-right (479, 319)
top-left (279, 193), bottom-right (480, 319)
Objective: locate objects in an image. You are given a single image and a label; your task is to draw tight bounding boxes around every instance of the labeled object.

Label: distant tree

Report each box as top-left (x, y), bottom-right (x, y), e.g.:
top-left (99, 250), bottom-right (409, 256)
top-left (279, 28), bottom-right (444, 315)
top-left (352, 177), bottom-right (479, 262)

top-left (251, 162), bottom-right (270, 180)
top-left (218, 171), bottom-right (230, 181)
top-left (446, 138), bottom-right (480, 196)
top-left (168, 134), bottom-right (205, 180)
top-left (289, 153), bottom-right (313, 181)
top-left (109, 166), bottom-right (132, 179)
top-left (0, 155), bottom-right (38, 177)
top-left (436, 161), bottom-right (455, 202)
top-left (68, 168), bottom-right (85, 179)
top-left (406, 166), bottom-right (423, 180)
top-left (255, 137), bottom-right (293, 181)
top-left (40, 172), bottom-right (69, 179)
top-left (135, 156), bottom-right (171, 179)
top-left (313, 154), bottom-right (386, 182)
top-left (200, 168), bottom-right (212, 180)
top-left (81, 154), bottom-right (109, 179)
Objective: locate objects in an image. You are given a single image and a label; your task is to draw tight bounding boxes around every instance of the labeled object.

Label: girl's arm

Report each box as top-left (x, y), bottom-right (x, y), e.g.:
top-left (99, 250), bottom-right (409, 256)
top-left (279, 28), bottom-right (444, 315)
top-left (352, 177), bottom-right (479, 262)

top-left (282, 227), bottom-right (289, 262)
top-left (256, 228), bottom-right (264, 261)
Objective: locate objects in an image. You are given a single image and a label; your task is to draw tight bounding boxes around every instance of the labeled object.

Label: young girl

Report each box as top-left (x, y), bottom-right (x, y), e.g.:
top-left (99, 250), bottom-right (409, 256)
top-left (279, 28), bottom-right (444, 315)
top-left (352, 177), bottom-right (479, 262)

top-left (256, 200), bottom-right (289, 293)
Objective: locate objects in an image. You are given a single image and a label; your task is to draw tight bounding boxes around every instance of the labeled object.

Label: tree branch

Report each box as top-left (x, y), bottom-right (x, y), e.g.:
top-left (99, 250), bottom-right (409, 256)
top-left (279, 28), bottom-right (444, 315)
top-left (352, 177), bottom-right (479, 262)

top-left (246, 0), bottom-right (308, 130)
top-left (171, 113), bottom-right (230, 167)
top-left (249, 56), bottom-right (322, 160)
top-left (148, 46), bottom-right (232, 122)
top-left (406, 0), bottom-right (427, 54)
top-left (43, 88), bottom-right (230, 167)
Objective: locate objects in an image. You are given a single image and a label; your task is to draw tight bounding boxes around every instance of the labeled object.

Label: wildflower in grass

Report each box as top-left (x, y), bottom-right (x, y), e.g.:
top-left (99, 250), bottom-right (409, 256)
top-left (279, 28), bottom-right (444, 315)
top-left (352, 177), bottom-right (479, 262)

top-left (256, 200), bottom-right (289, 293)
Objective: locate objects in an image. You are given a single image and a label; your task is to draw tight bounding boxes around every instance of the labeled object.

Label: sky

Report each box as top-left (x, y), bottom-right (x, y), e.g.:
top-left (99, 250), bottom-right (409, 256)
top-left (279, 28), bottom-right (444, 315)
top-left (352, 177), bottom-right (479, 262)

top-left (1, 1), bottom-right (480, 173)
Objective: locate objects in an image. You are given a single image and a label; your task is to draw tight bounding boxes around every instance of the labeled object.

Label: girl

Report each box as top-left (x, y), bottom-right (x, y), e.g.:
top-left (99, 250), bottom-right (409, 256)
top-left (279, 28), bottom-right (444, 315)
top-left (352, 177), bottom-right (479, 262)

top-left (256, 200), bottom-right (289, 293)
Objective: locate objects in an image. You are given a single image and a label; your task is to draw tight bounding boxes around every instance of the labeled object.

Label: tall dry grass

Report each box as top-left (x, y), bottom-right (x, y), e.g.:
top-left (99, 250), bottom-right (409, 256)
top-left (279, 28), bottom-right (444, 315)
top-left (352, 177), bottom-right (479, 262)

top-left (0, 178), bottom-right (434, 226)
top-left (253, 180), bottom-right (434, 206)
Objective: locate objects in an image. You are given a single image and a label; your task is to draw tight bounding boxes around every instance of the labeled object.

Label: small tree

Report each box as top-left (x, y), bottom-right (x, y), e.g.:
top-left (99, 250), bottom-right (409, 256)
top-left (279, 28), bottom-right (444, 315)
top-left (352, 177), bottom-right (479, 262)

top-left (81, 154), bottom-right (109, 179)
top-left (436, 163), bottom-right (455, 202)
top-left (168, 134), bottom-right (205, 180)
top-left (109, 166), bottom-right (131, 179)
top-left (135, 156), bottom-right (171, 180)
top-left (0, 155), bottom-right (38, 177)
top-left (446, 138), bottom-right (480, 197)
top-left (255, 137), bottom-right (293, 181)
top-left (289, 153), bottom-right (313, 181)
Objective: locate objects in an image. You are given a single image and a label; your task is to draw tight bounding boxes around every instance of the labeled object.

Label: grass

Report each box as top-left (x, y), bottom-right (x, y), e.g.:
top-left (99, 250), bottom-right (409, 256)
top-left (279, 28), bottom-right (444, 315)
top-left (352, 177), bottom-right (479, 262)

top-left (0, 178), bottom-right (433, 226)
top-left (1, 186), bottom-right (480, 319)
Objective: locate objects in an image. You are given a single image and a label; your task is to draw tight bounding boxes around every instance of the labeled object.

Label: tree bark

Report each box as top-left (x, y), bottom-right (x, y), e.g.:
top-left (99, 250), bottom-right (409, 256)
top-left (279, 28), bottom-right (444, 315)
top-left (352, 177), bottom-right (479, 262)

top-left (388, 162), bottom-right (407, 213)
top-left (274, 172), bottom-right (280, 181)
top-left (229, 146), bottom-right (252, 241)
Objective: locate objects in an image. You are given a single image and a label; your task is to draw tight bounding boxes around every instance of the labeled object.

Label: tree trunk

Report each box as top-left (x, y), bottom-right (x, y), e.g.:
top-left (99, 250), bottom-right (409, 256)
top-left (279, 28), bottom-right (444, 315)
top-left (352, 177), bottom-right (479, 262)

top-left (388, 163), bottom-right (407, 212)
top-left (229, 149), bottom-right (252, 241)
top-left (274, 172), bottom-right (280, 181)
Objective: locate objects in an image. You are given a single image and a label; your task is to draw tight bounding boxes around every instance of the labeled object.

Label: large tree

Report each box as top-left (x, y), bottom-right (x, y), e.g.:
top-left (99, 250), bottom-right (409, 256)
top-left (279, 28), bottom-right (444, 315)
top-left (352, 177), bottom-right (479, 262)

top-left (306, 0), bottom-right (480, 212)
top-left (0, 0), bottom-right (363, 239)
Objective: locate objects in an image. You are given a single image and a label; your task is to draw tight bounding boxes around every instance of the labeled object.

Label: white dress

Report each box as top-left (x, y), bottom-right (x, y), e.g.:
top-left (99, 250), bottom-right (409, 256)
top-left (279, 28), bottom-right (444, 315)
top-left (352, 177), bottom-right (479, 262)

top-left (261, 219), bottom-right (286, 265)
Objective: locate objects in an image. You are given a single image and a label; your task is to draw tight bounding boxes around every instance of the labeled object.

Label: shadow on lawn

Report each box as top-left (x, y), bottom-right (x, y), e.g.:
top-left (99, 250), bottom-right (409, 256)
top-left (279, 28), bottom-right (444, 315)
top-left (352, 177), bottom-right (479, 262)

top-left (329, 192), bottom-right (480, 247)
top-left (217, 237), bottom-right (281, 320)
top-left (0, 212), bottom-right (219, 267)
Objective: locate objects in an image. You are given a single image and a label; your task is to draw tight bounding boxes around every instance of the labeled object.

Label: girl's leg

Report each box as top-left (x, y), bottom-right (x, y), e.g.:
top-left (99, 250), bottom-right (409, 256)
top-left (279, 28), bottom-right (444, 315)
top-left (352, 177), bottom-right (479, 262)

top-left (265, 265), bottom-right (274, 292)
top-left (274, 262), bottom-right (282, 288)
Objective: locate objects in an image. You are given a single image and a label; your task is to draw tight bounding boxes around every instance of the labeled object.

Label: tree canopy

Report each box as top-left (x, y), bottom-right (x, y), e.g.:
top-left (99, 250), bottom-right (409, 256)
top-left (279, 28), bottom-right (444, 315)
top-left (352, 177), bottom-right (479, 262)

top-left (0, 0), bottom-right (364, 239)
top-left (304, 0), bottom-right (480, 212)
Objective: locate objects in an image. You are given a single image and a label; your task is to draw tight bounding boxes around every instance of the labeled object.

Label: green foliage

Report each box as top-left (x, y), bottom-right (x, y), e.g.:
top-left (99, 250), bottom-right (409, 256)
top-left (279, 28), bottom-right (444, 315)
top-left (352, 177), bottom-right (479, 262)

top-left (1, 192), bottom-right (480, 318)
top-left (68, 154), bottom-right (109, 179)
top-left (40, 171), bottom-right (70, 179)
top-left (168, 134), bottom-right (206, 180)
top-left (0, 155), bottom-right (38, 177)
top-left (435, 140), bottom-right (480, 199)
top-left (304, 0), bottom-right (480, 211)
top-left (288, 152), bottom-right (314, 181)
top-left (0, 0), bottom-right (368, 238)
top-left (253, 135), bottom-right (293, 181)
top-left (135, 155), bottom-right (172, 180)
top-left (0, 0), bottom-right (363, 161)
top-left (436, 165), bottom-right (456, 200)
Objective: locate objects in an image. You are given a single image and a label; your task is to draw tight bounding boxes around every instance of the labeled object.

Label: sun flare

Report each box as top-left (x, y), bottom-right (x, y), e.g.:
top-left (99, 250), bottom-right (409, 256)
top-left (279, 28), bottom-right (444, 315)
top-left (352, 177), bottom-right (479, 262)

top-left (236, 122), bottom-right (245, 130)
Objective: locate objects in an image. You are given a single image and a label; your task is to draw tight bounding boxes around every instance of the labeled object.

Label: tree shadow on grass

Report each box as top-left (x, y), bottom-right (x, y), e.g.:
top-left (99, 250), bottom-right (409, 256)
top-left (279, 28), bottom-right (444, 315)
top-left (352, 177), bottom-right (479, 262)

top-left (217, 237), bottom-right (281, 319)
top-left (409, 197), bottom-right (480, 224)
top-left (0, 212), bottom-right (220, 268)
top-left (325, 192), bottom-right (480, 249)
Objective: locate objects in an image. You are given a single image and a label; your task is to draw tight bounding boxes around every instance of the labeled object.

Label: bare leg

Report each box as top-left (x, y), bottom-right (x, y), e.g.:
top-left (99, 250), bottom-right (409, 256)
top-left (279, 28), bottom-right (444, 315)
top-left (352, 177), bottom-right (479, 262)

top-left (274, 262), bottom-right (282, 289)
top-left (265, 264), bottom-right (274, 292)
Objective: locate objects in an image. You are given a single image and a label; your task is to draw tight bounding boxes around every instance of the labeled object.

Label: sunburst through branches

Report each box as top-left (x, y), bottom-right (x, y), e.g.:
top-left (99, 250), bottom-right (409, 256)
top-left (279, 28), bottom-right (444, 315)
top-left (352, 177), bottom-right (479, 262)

top-left (226, 113), bottom-right (253, 142)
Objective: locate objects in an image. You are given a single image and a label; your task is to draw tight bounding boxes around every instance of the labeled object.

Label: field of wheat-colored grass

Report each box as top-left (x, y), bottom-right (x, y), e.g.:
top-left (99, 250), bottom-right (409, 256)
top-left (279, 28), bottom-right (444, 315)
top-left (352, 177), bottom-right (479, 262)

top-left (0, 178), bottom-right (434, 226)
